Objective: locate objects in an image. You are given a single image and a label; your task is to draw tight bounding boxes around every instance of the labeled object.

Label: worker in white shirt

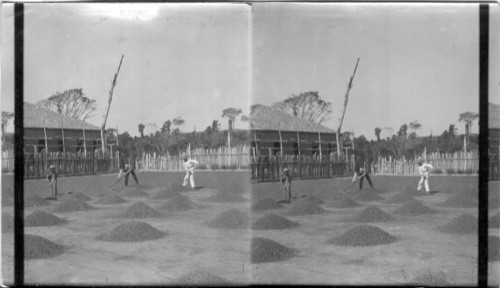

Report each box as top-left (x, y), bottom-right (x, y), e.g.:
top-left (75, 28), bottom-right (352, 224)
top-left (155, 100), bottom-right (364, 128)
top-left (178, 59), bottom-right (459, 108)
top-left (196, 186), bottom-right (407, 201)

top-left (417, 160), bottom-right (433, 193)
top-left (183, 156), bottom-right (199, 190)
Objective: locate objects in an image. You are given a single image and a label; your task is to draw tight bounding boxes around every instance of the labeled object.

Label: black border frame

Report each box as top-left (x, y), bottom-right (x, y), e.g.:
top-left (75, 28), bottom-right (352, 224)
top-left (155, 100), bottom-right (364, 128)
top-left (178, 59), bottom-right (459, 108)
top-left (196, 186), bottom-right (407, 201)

top-left (14, 3), bottom-right (25, 286)
top-left (10, 2), bottom-right (494, 286)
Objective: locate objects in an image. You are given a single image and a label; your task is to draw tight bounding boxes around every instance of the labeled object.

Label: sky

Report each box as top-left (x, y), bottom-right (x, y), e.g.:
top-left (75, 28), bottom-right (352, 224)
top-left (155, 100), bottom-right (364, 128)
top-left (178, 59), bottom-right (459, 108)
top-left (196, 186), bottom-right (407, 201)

top-left (2, 3), bottom-right (251, 135)
top-left (1, 3), bottom-right (499, 139)
top-left (252, 3), bottom-right (499, 139)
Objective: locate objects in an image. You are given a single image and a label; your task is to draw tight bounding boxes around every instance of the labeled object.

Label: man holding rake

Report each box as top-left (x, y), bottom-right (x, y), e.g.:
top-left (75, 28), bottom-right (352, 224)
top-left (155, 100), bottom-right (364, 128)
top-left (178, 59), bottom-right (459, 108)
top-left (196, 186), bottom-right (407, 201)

top-left (416, 160), bottom-right (434, 194)
top-left (351, 166), bottom-right (374, 190)
top-left (47, 165), bottom-right (59, 198)
top-left (281, 168), bottom-right (292, 203)
top-left (108, 163), bottom-right (139, 189)
top-left (183, 156), bottom-right (199, 190)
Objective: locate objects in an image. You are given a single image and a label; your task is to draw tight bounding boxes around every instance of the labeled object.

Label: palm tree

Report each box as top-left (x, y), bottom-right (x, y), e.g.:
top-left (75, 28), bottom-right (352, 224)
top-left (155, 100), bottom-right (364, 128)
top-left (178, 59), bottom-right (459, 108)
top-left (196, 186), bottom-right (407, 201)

top-left (458, 112), bottom-right (479, 138)
top-left (374, 127), bottom-right (381, 142)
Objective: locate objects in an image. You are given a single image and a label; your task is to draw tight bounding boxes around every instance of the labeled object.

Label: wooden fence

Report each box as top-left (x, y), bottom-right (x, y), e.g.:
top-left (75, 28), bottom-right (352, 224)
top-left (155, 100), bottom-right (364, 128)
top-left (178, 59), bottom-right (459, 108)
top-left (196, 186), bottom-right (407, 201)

top-left (372, 151), bottom-right (479, 175)
top-left (1, 149), bottom-right (14, 173)
top-left (250, 154), bottom-right (354, 182)
top-left (137, 146), bottom-right (252, 171)
top-left (2, 149), bottom-right (120, 179)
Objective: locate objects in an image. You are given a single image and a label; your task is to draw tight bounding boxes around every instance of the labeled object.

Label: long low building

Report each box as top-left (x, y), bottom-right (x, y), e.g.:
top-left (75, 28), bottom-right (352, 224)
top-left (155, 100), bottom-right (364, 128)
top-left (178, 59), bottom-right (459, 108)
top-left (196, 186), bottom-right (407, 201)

top-left (24, 102), bottom-right (102, 154)
top-left (248, 104), bottom-right (351, 157)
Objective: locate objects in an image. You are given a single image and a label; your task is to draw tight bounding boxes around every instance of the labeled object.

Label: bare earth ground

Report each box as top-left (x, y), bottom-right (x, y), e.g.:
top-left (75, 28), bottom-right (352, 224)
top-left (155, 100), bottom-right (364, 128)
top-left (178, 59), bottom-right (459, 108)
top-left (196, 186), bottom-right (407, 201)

top-left (1, 172), bottom-right (499, 285)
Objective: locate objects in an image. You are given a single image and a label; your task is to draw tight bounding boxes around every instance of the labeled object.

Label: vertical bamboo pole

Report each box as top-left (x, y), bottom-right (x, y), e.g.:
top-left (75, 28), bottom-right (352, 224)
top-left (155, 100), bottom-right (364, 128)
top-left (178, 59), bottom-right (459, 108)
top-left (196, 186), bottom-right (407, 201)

top-left (463, 135), bottom-right (467, 153)
top-left (43, 125), bottom-right (48, 153)
top-left (116, 126), bottom-right (119, 147)
top-left (60, 116), bottom-right (66, 154)
top-left (296, 124), bottom-right (301, 157)
top-left (253, 129), bottom-right (258, 157)
top-left (227, 132), bottom-right (231, 165)
top-left (278, 124), bottom-right (283, 159)
top-left (318, 131), bottom-right (322, 161)
top-left (83, 127), bottom-right (87, 156)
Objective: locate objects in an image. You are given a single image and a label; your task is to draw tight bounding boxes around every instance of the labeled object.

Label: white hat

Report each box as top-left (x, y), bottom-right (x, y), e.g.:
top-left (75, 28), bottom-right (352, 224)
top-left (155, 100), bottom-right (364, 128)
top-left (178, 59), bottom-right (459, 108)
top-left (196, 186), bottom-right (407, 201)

top-left (283, 168), bottom-right (289, 172)
top-left (49, 165), bottom-right (55, 169)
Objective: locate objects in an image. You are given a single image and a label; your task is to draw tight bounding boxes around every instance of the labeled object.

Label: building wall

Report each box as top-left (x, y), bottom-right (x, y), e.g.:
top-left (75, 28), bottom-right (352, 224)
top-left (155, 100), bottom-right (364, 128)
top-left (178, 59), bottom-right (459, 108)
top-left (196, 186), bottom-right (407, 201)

top-left (251, 130), bottom-right (339, 157)
top-left (24, 128), bottom-right (102, 154)
top-left (490, 128), bottom-right (500, 155)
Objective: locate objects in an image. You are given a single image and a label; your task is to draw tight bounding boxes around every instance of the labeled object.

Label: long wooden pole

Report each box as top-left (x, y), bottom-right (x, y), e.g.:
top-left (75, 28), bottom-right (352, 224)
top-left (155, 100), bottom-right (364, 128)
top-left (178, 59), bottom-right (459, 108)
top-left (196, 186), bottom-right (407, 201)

top-left (252, 128), bottom-right (258, 157)
top-left (278, 123), bottom-right (283, 159)
top-left (101, 55), bottom-right (124, 153)
top-left (43, 123), bottom-right (48, 153)
top-left (296, 124), bottom-right (301, 157)
top-left (116, 126), bottom-right (119, 147)
top-left (336, 57), bottom-right (360, 156)
top-left (83, 127), bottom-right (87, 155)
top-left (60, 116), bottom-right (66, 154)
top-left (318, 130), bottom-right (322, 160)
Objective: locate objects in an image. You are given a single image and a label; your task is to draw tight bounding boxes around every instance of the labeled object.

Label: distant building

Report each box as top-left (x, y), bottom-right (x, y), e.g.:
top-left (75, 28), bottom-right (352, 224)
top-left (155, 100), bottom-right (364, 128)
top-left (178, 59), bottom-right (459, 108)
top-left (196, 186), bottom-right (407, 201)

top-left (23, 102), bottom-right (103, 154)
top-left (248, 104), bottom-right (350, 157)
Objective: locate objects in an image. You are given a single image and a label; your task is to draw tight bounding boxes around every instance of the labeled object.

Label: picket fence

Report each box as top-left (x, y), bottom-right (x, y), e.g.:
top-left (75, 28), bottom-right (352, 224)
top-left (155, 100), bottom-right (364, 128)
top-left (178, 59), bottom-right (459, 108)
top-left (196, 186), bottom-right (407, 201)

top-left (137, 146), bottom-right (251, 171)
top-left (2, 149), bottom-right (120, 179)
top-left (372, 151), bottom-right (479, 175)
top-left (250, 154), bottom-right (354, 182)
top-left (1, 149), bottom-right (14, 173)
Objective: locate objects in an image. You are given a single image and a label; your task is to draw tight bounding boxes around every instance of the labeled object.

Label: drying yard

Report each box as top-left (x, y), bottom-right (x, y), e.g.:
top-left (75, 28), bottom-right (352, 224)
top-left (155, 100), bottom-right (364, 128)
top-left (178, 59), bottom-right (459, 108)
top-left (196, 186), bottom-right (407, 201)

top-left (1, 173), bottom-right (498, 285)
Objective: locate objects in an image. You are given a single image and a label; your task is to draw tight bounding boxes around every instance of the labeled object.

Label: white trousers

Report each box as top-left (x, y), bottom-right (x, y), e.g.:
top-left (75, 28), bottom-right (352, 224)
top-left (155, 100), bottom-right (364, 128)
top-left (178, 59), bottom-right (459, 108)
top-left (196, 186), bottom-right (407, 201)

top-left (183, 171), bottom-right (195, 188)
top-left (417, 174), bottom-right (430, 192)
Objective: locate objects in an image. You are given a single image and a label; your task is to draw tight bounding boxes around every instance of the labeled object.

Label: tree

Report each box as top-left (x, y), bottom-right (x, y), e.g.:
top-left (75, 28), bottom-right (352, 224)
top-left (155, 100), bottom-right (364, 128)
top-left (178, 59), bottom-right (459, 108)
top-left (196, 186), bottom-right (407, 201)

top-left (173, 117), bottom-right (185, 128)
top-left (1, 111), bottom-right (14, 145)
top-left (374, 127), bottom-right (381, 142)
top-left (204, 120), bottom-right (221, 136)
top-left (204, 125), bottom-right (212, 135)
top-left (448, 124), bottom-right (457, 138)
top-left (441, 129), bottom-right (450, 140)
top-left (458, 112), bottom-right (479, 137)
top-left (221, 107), bottom-right (243, 131)
top-left (1, 111), bottom-right (14, 135)
top-left (161, 120), bottom-right (171, 133)
top-left (138, 123), bottom-right (145, 138)
top-left (397, 124), bottom-right (408, 137)
top-left (409, 121), bottom-right (422, 134)
top-left (211, 120), bottom-right (221, 133)
top-left (36, 88), bottom-right (97, 121)
top-left (271, 91), bottom-right (333, 124)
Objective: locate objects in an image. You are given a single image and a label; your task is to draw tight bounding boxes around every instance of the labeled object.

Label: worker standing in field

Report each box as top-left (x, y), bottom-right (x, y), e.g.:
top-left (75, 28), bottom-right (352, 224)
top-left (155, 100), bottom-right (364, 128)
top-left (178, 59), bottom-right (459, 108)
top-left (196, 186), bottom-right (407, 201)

top-left (183, 156), bottom-right (199, 190)
top-left (417, 160), bottom-right (434, 193)
top-left (108, 163), bottom-right (139, 189)
top-left (281, 167), bottom-right (292, 203)
top-left (352, 166), bottom-right (374, 190)
top-left (47, 165), bottom-right (58, 198)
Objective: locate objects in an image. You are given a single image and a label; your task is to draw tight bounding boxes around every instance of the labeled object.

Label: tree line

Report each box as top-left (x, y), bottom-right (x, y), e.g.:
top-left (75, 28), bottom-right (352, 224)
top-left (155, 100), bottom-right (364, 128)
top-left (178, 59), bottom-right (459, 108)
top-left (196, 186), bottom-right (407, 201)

top-left (0, 88), bottom-right (479, 164)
